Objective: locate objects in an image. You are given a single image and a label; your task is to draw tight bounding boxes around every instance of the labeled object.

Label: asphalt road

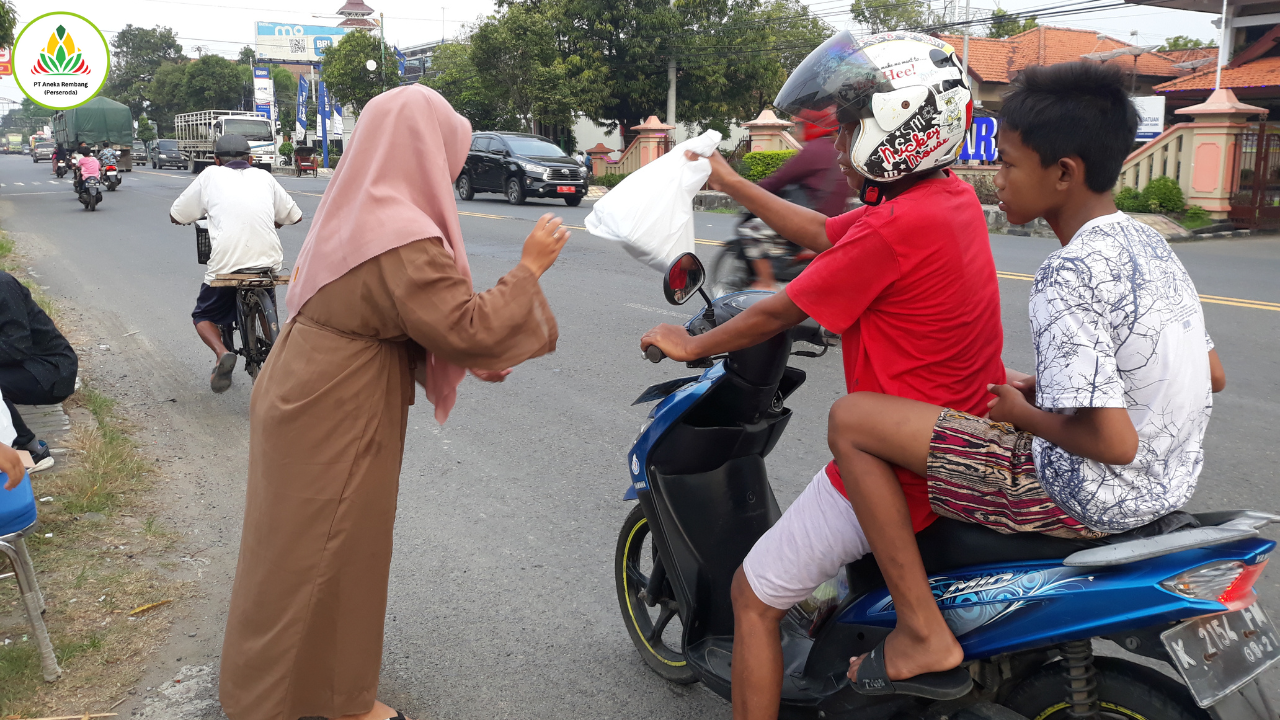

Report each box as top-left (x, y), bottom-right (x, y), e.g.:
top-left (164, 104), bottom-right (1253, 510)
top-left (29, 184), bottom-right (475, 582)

top-left (1, 153), bottom-right (1279, 718)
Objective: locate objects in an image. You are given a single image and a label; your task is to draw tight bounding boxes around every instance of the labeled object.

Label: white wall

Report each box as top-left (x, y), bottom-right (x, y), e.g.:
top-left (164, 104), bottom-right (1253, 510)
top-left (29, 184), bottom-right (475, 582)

top-left (573, 115), bottom-right (750, 160)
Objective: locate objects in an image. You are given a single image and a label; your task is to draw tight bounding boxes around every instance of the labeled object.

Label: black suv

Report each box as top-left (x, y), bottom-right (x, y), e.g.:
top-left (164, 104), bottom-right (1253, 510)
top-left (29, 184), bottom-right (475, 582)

top-left (457, 132), bottom-right (586, 206)
top-left (151, 139), bottom-right (184, 170)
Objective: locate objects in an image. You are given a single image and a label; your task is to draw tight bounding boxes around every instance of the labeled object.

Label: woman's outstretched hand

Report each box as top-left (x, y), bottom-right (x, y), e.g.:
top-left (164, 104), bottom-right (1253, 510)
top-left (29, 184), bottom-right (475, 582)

top-left (520, 213), bottom-right (571, 279)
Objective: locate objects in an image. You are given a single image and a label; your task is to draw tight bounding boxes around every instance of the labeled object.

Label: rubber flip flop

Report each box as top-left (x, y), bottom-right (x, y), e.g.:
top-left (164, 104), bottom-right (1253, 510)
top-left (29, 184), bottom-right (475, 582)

top-left (852, 638), bottom-right (973, 700)
top-left (210, 352), bottom-right (236, 394)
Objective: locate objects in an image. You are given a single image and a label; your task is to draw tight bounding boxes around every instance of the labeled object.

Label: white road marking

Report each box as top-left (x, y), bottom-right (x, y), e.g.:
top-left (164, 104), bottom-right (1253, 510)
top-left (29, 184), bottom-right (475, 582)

top-left (13, 182), bottom-right (22, 186)
top-left (625, 302), bottom-right (688, 318)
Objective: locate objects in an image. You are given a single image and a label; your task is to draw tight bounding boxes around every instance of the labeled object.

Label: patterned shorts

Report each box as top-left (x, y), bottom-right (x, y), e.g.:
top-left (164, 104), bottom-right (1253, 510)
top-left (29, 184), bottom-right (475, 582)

top-left (925, 409), bottom-right (1107, 540)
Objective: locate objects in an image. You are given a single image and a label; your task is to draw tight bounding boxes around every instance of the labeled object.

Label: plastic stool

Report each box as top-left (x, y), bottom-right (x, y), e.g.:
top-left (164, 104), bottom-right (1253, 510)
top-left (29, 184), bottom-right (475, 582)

top-left (0, 471), bottom-right (62, 681)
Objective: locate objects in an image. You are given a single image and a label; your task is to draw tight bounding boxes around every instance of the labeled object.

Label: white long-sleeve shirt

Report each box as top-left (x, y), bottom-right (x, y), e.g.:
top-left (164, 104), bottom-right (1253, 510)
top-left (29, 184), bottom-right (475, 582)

top-left (170, 164), bottom-right (303, 285)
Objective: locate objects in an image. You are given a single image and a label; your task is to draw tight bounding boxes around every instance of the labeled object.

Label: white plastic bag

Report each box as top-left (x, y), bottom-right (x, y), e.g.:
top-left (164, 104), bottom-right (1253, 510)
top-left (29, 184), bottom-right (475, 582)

top-left (585, 129), bottom-right (723, 272)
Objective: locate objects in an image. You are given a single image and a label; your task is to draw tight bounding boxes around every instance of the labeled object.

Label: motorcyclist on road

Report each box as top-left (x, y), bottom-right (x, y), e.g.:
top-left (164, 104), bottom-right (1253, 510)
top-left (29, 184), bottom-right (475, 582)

top-left (73, 146), bottom-right (100, 195)
top-left (168, 134), bottom-right (303, 393)
top-left (97, 143), bottom-right (119, 168)
top-left (50, 143), bottom-right (68, 176)
top-left (746, 110), bottom-right (850, 290)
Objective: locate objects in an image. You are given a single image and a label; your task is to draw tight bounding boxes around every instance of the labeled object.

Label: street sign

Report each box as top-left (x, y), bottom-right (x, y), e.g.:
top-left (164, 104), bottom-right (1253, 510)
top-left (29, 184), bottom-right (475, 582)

top-left (252, 66), bottom-right (273, 121)
top-left (255, 22), bottom-right (352, 64)
top-left (1134, 96), bottom-right (1166, 142)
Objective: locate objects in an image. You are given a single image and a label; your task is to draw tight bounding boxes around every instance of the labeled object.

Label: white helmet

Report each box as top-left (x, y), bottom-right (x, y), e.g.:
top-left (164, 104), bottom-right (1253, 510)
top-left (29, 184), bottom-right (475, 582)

top-left (774, 31), bottom-right (973, 183)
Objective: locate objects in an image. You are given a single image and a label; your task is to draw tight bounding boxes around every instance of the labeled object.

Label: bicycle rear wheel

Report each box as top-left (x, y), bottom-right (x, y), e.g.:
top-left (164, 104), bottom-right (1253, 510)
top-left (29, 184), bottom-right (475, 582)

top-left (238, 289), bottom-right (279, 382)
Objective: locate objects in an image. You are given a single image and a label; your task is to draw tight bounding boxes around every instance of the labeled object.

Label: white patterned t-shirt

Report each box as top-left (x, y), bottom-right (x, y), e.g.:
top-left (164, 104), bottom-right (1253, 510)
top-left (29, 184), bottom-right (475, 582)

top-left (1029, 212), bottom-right (1213, 533)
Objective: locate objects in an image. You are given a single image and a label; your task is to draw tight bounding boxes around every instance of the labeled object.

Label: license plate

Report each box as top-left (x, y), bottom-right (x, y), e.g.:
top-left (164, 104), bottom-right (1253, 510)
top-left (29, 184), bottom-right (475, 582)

top-left (1162, 602), bottom-right (1280, 707)
top-left (556, 185), bottom-right (576, 194)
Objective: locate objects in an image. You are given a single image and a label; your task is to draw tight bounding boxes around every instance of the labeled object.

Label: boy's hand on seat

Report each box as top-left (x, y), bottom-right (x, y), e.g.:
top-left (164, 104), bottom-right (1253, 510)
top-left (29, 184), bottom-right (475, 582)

top-left (1, 445), bottom-right (25, 491)
top-left (1009, 375), bottom-right (1037, 405)
top-left (987, 383), bottom-right (1032, 425)
top-left (641, 324), bottom-right (698, 362)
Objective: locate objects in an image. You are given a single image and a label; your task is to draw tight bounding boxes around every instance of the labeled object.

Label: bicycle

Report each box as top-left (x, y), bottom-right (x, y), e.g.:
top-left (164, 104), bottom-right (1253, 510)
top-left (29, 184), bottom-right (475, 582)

top-left (195, 219), bottom-right (285, 381)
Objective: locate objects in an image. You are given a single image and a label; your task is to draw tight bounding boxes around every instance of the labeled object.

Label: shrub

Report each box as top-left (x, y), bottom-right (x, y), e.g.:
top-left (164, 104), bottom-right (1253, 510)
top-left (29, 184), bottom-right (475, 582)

top-left (1115, 186), bottom-right (1146, 213)
top-left (959, 174), bottom-right (999, 205)
top-left (278, 141), bottom-right (294, 157)
top-left (1140, 176), bottom-right (1184, 214)
top-left (741, 150), bottom-right (798, 182)
top-left (595, 172), bottom-right (629, 188)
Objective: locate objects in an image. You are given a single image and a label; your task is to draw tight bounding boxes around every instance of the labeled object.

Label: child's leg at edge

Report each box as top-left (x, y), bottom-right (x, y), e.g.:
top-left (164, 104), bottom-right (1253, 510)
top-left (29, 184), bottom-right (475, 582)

top-left (828, 392), bottom-right (963, 680)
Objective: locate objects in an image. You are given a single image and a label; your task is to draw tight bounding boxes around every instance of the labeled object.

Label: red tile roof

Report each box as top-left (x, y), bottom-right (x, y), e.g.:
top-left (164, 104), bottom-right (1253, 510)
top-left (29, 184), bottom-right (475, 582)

top-left (1007, 26), bottom-right (1183, 79)
top-left (1156, 54), bottom-right (1280, 92)
top-left (937, 25), bottom-right (1185, 86)
top-left (938, 34), bottom-right (1016, 83)
top-left (1163, 47), bottom-right (1218, 65)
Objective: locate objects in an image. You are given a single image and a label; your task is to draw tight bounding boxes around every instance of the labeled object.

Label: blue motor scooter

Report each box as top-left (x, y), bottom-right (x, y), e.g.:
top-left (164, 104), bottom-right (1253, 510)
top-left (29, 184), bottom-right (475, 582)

top-left (615, 252), bottom-right (1280, 720)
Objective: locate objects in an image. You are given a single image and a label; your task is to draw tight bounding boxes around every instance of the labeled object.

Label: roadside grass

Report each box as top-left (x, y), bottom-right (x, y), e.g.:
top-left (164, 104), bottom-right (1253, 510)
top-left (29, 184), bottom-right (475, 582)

top-left (0, 234), bottom-right (183, 715)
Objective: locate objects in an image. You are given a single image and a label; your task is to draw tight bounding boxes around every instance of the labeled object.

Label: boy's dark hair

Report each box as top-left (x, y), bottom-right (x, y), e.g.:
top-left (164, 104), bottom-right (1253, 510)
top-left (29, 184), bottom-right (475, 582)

top-left (1000, 62), bottom-right (1138, 193)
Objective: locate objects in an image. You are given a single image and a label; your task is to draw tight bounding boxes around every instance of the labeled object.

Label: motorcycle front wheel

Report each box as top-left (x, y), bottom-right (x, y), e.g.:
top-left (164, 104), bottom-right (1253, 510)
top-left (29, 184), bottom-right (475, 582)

top-left (709, 244), bottom-right (752, 298)
top-left (615, 504), bottom-right (697, 684)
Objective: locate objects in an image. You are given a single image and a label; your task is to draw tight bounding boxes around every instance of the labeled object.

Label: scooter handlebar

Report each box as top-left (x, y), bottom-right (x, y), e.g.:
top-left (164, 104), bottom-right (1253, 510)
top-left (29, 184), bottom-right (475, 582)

top-left (644, 346), bottom-right (666, 363)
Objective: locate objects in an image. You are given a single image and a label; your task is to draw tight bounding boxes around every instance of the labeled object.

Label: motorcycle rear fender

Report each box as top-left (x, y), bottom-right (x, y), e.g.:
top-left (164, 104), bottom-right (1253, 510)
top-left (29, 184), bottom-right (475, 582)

top-left (831, 538), bottom-right (1274, 661)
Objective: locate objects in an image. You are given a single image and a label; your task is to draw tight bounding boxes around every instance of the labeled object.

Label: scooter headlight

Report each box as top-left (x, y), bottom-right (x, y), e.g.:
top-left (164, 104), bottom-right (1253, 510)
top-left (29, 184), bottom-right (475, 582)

top-left (1161, 560), bottom-right (1268, 611)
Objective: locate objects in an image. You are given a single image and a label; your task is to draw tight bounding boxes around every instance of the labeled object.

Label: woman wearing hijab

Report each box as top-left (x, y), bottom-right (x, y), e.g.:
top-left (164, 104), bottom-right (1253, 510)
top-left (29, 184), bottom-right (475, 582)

top-left (218, 85), bottom-right (567, 720)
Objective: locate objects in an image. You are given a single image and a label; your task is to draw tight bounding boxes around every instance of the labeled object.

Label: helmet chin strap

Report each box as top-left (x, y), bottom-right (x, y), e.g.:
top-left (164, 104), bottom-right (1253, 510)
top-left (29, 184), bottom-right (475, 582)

top-left (860, 170), bottom-right (943, 207)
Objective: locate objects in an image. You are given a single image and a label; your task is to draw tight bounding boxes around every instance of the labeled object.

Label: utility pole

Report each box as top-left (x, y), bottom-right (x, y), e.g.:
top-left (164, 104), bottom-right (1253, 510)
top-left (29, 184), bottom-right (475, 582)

top-left (667, 0), bottom-right (677, 127)
top-left (960, 0), bottom-right (971, 90)
top-left (380, 12), bottom-right (388, 93)
top-left (1215, 0), bottom-right (1229, 89)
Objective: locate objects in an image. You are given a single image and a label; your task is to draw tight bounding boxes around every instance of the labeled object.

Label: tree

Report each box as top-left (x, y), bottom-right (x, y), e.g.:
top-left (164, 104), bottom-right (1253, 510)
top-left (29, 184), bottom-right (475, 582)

top-left (182, 55), bottom-right (245, 114)
top-left (1159, 35), bottom-right (1207, 51)
top-left (0, 0), bottom-right (17, 49)
top-left (271, 67), bottom-right (298, 137)
top-left (470, 5), bottom-right (580, 131)
top-left (136, 115), bottom-right (158, 144)
top-left (425, 41), bottom-right (521, 131)
top-left (849, 0), bottom-right (937, 34)
top-left (320, 30), bottom-right (401, 117)
top-left (987, 7), bottom-right (1037, 39)
top-left (104, 25), bottom-right (186, 120)
top-left (987, 7), bottom-right (1037, 38)
top-left (144, 62), bottom-right (189, 135)
top-left (238, 45), bottom-right (256, 65)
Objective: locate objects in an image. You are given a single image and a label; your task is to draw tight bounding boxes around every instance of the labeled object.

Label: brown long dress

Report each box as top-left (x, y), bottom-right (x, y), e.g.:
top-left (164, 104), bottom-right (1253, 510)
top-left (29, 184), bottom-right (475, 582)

top-left (218, 237), bottom-right (557, 720)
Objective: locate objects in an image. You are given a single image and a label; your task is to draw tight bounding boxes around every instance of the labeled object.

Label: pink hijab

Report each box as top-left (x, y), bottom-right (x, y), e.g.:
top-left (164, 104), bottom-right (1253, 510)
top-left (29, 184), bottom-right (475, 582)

top-left (287, 84), bottom-right (473, 423)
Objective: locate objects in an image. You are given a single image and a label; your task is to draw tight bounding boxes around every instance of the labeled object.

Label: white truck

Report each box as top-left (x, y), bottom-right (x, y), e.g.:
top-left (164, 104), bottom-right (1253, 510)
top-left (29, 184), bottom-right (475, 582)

top-left (175, 110), bottom-right (276, 173)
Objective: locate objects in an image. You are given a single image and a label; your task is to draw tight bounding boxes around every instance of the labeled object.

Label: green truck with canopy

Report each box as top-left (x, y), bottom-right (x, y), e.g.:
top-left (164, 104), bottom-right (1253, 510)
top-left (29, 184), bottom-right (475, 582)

top-left (53, 96), bottom-right (135, 170)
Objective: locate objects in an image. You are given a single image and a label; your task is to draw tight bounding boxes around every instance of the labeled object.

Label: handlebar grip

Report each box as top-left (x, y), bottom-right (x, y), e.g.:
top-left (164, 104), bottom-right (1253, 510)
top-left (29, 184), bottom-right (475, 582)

top-left (645, 346), bottom-right (666, 363)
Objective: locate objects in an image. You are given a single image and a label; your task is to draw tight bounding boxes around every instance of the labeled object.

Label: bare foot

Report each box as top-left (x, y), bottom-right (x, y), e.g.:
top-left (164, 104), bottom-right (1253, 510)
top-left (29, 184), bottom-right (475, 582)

top-left (847, 625), bottom-right (964, 682)
top-left (336, 700), bottom-right (412, 720)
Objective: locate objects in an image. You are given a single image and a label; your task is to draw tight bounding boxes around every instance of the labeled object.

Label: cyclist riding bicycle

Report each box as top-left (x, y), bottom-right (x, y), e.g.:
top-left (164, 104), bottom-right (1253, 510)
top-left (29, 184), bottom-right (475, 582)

top-left (169, 134), bottom-right (302, 393)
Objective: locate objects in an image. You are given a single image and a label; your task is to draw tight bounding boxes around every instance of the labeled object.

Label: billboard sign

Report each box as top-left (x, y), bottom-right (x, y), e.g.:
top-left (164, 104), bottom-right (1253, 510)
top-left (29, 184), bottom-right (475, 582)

top-left (255, 22), bottom-right (351, 64)
top-left (958, 117), bottom-right (999, 163)
top-left (295, 74), bottom-right (308, 140)
top-left (1133, 96), bottom-right (1166, 141)
top-left (252, 66), bottom-right (272, 120)
top-left (0, 47), bottom-right (11, 77)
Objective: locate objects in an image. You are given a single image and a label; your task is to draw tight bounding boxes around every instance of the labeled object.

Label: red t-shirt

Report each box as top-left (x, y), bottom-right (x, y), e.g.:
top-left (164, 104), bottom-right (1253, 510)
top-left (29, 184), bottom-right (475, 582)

top-left (786, 171), bottom-right (1005, 532)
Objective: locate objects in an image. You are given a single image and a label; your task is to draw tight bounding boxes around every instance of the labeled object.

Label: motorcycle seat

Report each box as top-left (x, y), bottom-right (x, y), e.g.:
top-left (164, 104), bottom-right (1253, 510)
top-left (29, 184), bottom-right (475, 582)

top-left (845, 512), bottom-right (1200, 596)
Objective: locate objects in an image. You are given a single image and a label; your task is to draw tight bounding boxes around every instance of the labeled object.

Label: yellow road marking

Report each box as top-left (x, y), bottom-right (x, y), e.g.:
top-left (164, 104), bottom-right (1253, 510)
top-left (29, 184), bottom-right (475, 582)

top-left (997, 271), bottom-right (1279, 312)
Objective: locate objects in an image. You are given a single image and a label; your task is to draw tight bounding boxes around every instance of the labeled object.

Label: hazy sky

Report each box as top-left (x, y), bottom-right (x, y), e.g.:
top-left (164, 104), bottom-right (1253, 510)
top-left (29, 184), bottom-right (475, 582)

top-left (1, 0), bottom-right (1223, 108)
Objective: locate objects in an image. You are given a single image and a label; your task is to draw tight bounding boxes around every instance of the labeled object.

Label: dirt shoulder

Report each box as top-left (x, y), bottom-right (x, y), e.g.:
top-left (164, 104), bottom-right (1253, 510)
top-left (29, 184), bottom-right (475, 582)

top-left (0, 232), bottom-right (244, 719)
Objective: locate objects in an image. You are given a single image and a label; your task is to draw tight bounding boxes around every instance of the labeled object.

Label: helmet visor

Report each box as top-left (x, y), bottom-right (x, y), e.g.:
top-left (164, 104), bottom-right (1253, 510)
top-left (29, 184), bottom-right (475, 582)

top-left (774, 31), bottom-right (886, 130)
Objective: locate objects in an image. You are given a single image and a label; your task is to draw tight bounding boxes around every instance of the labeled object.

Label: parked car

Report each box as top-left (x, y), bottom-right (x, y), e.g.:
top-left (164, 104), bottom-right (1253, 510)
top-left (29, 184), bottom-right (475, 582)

top-left (132, 142), bottom-right (148, 167)
top-left (151, 139), bottom-right (185, 170)
top-left (32, 142), bottom-right (55, 163)
top-left (456, 132), bottom-right (586, 206)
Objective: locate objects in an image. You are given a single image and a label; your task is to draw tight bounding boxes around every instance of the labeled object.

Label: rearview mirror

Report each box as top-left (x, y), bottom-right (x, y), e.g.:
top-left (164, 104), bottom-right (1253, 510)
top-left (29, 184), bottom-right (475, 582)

top-left (663, 253), bottom-right (706, 306)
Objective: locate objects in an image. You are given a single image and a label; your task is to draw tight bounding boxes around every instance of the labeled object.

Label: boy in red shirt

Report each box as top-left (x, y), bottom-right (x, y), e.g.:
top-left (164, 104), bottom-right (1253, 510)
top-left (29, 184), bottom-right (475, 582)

top-left (640, 31), bottom-right (1005, 719)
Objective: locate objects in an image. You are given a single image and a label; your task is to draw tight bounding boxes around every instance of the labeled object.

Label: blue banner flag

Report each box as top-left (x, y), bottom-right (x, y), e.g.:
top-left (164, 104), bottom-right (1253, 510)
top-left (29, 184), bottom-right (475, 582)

top-left (295, 75), bottom-right (309, 140)
top-left (394, 46), bottom-right (406, 75)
